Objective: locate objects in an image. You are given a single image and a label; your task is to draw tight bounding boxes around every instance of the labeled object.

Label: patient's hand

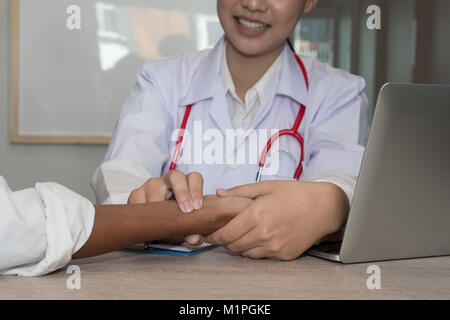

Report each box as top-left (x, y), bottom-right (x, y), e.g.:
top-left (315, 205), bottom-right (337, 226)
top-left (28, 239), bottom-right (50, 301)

top-left (74, 196), bottom-right (252, 259)
top-left (164, 195), bottom-right (253, 243)
top-left (203, 195), bottom-right (253, 226)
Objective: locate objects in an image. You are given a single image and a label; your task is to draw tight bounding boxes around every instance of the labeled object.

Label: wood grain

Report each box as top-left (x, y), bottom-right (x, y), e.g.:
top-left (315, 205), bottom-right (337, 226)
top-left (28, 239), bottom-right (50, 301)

top-left (1, 247), bottom-right (449, 300)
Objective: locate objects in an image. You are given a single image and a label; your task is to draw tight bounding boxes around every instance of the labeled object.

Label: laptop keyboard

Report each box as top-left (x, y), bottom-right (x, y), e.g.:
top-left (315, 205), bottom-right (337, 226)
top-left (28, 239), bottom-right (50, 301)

top-left (312, 242), bottom-right (342, 254)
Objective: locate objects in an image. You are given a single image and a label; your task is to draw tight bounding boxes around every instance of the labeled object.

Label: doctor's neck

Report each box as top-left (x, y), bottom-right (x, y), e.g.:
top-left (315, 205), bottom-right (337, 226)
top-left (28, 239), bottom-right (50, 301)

top-left (225, 38), bottom-right (284, 101)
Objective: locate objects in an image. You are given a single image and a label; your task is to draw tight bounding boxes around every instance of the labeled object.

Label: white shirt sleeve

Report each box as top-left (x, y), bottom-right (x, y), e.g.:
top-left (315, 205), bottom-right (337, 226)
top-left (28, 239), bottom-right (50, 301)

top-left (307, 171), bottom-right (357, 205)
top-left (0, 176), bottom-right (95, 277)
top-left (91, 158), bottom-right (151, 205)
top-left (302, 64), bottom-right (370, 204)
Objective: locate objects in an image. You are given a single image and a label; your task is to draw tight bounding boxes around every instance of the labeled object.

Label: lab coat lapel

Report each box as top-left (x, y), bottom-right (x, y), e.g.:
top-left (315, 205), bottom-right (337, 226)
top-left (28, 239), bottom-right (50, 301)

top-left (180, 36), bottom-right (225, 107)
top-left (208, 80), bottom-right (236, 153)
top-left (277, 45), bottom-right (309, 106)
top-left (179, 35), bottom-right (236, 152)
top-left (249, 43), bottom-right (309, 131)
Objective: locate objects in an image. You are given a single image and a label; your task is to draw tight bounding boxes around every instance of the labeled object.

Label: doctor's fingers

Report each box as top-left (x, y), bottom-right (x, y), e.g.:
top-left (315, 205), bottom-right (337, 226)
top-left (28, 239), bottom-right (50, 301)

top-left (216, 181), bottom-right (273, 199)
top-left (206, 206), bottom-right (256, 245)
top-left (127, 186), bottom-right (160, 204)
top-left (128, 178), bottom-right (167, 204)
top-left (128, 188), bottom-right (144, 204)
top-left (185, 234), bottom-right (205, 246)
top-left (223, 227), bottom-right (261, 253)
top-left (141, 178), bottom-right (168, 202)
top-left (164, 170), bottom-right (204, 213)
top-left (241, 247), bottom-right (269, 260)
top-left (163, 170), bottom-right (195, 213)
top-left (186, 172), bottom-right (204, 210)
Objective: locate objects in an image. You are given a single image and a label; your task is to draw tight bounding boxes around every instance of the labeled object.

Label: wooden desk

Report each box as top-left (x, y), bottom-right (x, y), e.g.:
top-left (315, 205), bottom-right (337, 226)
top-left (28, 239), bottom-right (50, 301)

top-left (1, 247), bottom-right (449, 299)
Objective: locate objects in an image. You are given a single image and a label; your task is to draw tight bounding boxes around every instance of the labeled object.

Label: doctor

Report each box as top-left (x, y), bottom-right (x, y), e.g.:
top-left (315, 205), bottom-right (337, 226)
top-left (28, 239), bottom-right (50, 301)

top-left (93, 0), bottom-right (369, 260)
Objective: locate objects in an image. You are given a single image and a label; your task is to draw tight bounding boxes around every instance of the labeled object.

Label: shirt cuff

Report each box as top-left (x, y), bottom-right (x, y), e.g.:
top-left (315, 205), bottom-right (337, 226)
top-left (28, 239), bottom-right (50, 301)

top-left (5, 182), bottom-right (95, 277)
top-left (305, 171), bottom-right (357, 206)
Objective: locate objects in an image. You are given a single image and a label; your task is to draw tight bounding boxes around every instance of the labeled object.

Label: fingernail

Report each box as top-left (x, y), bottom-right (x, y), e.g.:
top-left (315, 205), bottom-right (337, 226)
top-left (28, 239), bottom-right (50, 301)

top-left (182, 200), bottom-right (193, 213)
top-left (216, 188), bottom-right (226, 195)
top-left (193, 198), bottom-right (203, 210)
top-left (190, 235), bottom-right (201, 244)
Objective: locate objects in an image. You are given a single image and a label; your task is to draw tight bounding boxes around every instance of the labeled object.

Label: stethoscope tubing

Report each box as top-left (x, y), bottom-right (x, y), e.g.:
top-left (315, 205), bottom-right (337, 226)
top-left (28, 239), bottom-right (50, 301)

top-left (170, 43), bottom-right (309, 182)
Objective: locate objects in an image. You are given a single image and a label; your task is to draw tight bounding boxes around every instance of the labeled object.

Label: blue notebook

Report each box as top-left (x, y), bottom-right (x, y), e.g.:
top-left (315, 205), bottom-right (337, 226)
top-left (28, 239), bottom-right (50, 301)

top-left (121, 243), bottom-right (218, 257)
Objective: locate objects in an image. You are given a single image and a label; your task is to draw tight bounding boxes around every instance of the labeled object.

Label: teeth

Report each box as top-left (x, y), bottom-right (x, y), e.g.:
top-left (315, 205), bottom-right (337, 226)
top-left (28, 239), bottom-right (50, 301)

top-left (238, 18), bottom-right (267, 30)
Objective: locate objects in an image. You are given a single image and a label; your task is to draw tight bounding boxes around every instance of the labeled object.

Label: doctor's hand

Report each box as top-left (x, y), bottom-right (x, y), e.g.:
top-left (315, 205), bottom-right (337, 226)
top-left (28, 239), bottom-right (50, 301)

top-left (205, 181), bottom-right (349, 261)
top-left (128, 170), bottom-right (206, 245)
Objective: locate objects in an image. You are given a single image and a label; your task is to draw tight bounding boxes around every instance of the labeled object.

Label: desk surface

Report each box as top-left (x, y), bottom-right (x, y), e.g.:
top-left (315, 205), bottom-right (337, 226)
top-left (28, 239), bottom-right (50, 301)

top-left (1, 247), bottom-right (449, 300)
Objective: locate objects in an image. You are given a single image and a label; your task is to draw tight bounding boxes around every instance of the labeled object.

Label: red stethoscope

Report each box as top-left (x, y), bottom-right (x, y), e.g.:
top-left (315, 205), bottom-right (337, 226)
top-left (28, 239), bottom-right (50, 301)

top-left (170, 44), bottom-right (309, 182)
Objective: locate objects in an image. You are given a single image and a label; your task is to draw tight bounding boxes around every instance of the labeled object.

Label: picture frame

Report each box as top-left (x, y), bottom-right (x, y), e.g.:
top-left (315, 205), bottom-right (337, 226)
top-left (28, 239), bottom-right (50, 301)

top-left (9, 0), bottom-right (221, 144)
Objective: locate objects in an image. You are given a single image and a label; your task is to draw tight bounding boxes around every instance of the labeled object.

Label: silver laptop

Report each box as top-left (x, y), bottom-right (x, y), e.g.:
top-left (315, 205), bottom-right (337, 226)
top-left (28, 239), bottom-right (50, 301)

top-left (307, 83), bottom-right (450, 263)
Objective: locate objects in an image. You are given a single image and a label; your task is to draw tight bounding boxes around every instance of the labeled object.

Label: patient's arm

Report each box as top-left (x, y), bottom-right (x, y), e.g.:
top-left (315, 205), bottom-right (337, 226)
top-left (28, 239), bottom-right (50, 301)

top-left (72, 196), bottom-right (252, 259)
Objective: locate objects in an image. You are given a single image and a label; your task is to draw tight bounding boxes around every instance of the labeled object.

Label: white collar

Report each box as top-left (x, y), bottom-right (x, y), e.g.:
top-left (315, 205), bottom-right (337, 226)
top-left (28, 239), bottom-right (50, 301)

top-left (221, 41), bottom-right (283, 105)
top-left (180, 35), bottom-right (309, 108)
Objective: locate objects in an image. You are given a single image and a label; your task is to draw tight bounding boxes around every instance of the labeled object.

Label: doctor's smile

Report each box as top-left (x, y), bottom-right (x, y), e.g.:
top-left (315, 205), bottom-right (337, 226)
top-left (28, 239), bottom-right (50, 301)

top-left (234, 16), bottom-right (271, 36)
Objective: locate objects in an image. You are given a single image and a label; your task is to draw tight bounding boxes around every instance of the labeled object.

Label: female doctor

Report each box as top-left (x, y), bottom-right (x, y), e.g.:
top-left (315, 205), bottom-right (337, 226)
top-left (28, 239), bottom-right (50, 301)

top-left (92, 0), bottom-right (369, 260)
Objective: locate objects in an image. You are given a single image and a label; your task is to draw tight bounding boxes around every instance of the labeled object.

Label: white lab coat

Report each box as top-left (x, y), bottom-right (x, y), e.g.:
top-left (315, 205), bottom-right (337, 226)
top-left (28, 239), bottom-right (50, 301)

top-left (0, 176), bottom-right (94, 276)
top-left (93, 36), bottom-right (369, 205)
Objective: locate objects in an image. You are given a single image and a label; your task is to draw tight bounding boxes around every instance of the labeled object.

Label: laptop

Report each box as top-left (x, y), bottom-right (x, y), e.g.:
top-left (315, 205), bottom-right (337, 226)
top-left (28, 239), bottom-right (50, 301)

top-left (307, 83), bottom-right (450, 263)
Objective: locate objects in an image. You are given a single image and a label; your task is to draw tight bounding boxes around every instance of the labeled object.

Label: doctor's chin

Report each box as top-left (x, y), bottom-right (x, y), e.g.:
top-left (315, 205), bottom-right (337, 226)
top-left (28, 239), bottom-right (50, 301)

top-left (1, 0), bottom-right (449, 308)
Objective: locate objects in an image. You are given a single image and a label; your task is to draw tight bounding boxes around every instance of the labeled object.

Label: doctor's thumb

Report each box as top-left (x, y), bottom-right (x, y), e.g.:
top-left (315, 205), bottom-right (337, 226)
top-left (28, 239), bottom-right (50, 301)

top-left (216, 187), bottom-right (245, 197)
top-left (216, 188), bottom-right (228, 196)
top-left (216, 183), bottom-right (270, 199)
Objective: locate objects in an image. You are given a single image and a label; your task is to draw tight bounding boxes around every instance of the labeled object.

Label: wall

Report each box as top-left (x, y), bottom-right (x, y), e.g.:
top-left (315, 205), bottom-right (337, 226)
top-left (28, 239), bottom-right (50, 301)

top-left (357, 0), bottom-right (378, 119)
top-left (385, 0), bottom-right (416, 83)
top-left (429, 0), bottom-right (450, 84)
top-left (384, 0), bottom-right (450, 85)
top-left (0, 0), bottom-right (107, 201)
